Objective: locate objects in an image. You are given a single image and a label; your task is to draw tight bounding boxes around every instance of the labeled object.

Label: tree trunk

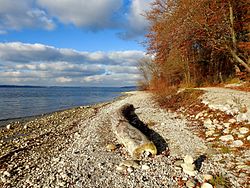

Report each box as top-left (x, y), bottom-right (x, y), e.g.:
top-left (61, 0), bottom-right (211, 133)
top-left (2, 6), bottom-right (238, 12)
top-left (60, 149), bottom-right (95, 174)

top-left (228, 1), bottom-right (250, 73)
top-left (229, 48), bottom-right (250, 73)
top-left (111, 104), bottom-right (157, 159)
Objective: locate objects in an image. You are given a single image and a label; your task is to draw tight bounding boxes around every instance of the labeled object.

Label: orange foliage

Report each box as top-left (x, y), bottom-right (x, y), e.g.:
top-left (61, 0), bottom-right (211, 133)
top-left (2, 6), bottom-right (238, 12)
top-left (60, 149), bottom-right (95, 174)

top-left (144, 0), bottom-right (250, 93)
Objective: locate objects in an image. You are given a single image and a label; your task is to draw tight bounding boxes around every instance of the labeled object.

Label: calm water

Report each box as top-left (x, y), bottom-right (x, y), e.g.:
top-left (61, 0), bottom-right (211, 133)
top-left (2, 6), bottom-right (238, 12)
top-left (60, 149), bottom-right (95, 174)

top-left (0, 86), bottom-right (135, 120)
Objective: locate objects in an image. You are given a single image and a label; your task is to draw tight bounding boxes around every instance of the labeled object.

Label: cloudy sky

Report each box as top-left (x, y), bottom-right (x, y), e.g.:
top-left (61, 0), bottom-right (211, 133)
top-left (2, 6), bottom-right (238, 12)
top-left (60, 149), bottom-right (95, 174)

top-left (0, 0), bottom-right (153, 86)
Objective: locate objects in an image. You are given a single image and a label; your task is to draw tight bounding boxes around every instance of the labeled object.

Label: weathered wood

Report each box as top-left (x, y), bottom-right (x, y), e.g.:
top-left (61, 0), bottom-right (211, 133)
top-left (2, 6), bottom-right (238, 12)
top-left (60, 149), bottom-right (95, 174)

top-left (111, 104), bottom-right (157, 159)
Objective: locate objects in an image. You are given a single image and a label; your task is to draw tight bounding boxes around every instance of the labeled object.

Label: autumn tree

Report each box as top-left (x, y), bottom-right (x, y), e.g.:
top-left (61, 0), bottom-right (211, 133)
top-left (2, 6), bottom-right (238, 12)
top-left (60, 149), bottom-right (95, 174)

top-left (145, 0), bottom-right (249, 88)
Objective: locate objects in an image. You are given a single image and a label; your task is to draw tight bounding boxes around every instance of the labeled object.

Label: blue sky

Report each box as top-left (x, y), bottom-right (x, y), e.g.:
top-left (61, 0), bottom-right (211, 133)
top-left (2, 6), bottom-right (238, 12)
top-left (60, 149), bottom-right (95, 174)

top-left (0, 0), bottom-right (153, 86)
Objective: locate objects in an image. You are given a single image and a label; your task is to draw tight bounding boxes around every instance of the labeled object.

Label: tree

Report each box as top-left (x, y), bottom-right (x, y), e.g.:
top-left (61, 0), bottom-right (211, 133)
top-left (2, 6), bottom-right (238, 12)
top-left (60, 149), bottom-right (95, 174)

top-left (145, 0), bottom-right (249, 89)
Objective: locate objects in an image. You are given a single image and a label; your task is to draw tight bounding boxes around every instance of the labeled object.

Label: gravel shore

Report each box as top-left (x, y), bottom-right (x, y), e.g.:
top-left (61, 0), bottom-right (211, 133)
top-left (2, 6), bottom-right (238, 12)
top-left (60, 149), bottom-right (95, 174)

top-left (0, 90), bottom-right (249, 187)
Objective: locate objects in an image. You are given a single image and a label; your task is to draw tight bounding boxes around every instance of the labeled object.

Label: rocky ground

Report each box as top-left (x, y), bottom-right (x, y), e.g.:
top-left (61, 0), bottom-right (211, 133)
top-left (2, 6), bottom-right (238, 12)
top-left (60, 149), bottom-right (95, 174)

top-left (0, 88), bottom-right (249, 188)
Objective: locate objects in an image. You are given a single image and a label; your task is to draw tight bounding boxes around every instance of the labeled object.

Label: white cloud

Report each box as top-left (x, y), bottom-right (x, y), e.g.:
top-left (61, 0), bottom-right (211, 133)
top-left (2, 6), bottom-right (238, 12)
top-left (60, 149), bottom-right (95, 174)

top-left (0, 0), bottom-right (152, 39)
top-left (0, 42), bottom-right (147, 86)
top-left (120, 0), bottom-right (153, 39)
top-left (0, 0), bottom-right (55, 32)
top-left (37, 0), bottom-right (123, 29)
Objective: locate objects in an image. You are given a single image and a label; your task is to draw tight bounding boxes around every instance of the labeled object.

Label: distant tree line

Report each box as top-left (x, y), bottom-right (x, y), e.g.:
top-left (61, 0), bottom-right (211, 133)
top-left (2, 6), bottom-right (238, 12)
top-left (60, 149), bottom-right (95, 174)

top-left (140, 0), bottom-right (249, 90)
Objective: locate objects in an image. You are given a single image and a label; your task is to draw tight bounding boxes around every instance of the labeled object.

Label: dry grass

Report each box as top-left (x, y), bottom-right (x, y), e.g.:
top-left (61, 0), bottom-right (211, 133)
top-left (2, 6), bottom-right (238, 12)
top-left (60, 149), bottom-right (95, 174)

top-left (209, 173), bottom-right (231, 188)
top-left (156, 88), bottom-right (204, 111)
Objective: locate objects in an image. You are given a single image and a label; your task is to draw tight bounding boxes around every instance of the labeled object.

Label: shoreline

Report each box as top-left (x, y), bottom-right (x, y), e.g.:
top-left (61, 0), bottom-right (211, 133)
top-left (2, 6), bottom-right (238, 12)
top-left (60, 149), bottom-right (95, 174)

top-left (0, 92), bottom-right (131, 129)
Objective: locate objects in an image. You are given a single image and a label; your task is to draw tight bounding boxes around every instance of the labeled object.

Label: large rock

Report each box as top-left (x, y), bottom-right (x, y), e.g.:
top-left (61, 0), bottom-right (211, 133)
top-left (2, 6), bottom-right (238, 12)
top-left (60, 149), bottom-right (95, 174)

top-left (239, 127), bottom-right (249, 134)
top-left (219, 135), bottom-right (234, 142)
top-left (181, 155), bottom-right (197, 176)
top-left (231, 140), bottom-right (243, 147)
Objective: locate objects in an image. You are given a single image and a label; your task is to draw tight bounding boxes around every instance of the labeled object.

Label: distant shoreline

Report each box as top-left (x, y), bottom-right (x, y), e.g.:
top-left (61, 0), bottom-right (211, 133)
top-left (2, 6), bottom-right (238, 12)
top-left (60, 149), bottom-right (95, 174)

top-left (0, 85), bottom-right (137, 89)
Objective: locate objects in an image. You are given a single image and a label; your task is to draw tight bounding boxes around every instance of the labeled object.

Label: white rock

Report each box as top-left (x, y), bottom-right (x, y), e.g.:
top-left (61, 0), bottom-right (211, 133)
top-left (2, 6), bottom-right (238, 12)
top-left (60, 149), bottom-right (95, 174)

top-left (236, 113), bottom-right (248, 122)
top-left (228, 119), bottom-right (236, 123)
top-left (6, 124), bottom-right (11, 129)
top-left (206, 138), bottom-right (216, 141)
top-left (216, 125), bottom-right (223, 129)
top-left (213, 119), bottom-right (219, 124)
top-left (223, 128), bottom-right (230, 134)
top-left (201, 182), bottom-right (213, 188)
top-left (206, 130), bottom-right (215, 137)
top-left (184, 155), bottom-right (194, 164)
top-left (239, 127), bottom-right (249, 134)
top-left (116, 166), bottom-right (126, 171)
top-left (181, 163), bottom-right (196, 176)
top-left (1, 177), bottom-right (7, 183)
top-left (127, 167), bottom-right (133, 173)
top-left (141, 164), bottom-right (150, 170)
top-left (231, 140), bottom-right (244, 147)
top-left (219, 135), bottom-right (234, 142)
top-left (223, 123), bottom-right (230, 128)
top-left (247, 135), bottom-right (250, 141)
top-left (3, 171), bottom-right (11, 177)
top-left (204, 119), bottom-right (213, 129)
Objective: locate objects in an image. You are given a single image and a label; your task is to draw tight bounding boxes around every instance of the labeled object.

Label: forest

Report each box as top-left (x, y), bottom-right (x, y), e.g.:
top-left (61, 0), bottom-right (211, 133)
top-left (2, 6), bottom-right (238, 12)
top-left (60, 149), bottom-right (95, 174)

top-left (139, 0), bottom-right (249, 92)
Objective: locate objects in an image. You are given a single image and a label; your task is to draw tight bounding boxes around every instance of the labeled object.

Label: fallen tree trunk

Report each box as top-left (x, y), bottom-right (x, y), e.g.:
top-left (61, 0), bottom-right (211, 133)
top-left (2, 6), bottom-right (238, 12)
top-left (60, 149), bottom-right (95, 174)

top-left (111, 104), bottom-right (157, 159)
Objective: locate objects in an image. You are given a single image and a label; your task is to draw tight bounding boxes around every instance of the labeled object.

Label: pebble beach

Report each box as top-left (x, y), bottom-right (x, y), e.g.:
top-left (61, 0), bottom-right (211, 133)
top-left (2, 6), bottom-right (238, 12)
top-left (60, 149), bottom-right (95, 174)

top-left (0, 89), bottom-right (249, 187)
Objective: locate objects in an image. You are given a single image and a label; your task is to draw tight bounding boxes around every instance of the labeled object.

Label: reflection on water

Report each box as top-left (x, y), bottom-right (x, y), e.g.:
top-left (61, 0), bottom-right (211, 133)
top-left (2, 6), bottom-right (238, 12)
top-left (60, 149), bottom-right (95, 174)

top-left (0, 87), bottom-right (135, 120)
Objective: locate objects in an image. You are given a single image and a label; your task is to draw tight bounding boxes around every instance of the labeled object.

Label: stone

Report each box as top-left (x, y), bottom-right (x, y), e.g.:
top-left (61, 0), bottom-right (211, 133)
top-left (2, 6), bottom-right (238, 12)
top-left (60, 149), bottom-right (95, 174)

top-left (3, 171), bottom-right (11, 177)
top-left (184, 155), bottom-right (194, 164)
top-left (231, 140), bottom-right (243, 147)
top-left (239, 127), bottom-right (249, 134)
top-left (228, 119), bottom-right (236, 124)
top-left (141, 164), bottom-right (150, 170)
top-left (205, 130), bottom-right (215, 137)
top-left (204, 119), bottom-right (215, 129)
top-left (223, 128), bottom-right (230, 134)
top-left (127, 167), bottom-right (134, 173)
top-left (247, 135), bottom-right (250, 141)
top-left (201, 182), bottom-right (213, 188)
top-left (116, 166), bottom-right (127, 172)
top-left (213, 119), bottom-right (219, 124)
top-left (223, 123), bottom-right (230, 128)
top-left (106, 144), bottom-right (116, 151)
top-left (119, 160), bottom-right (140, 169)
top-left (237, 134), bottom-right (244, 138)
top-left (216, 125), bottom-right (223, 130)
top-left (181, 163), bottom-right (196, 176)
top-left (206, 138), bottom-right (216, 142)
top-left (186, 179), bottom-right (196, 188)
top-left (6, 124), bottom-right (11, 129)
top-left (203, 174), bottom-right (213, 181)
top-left (236, 113), bottom-right (248, 122)
top-left (219, 135), bottom-right (234, 142)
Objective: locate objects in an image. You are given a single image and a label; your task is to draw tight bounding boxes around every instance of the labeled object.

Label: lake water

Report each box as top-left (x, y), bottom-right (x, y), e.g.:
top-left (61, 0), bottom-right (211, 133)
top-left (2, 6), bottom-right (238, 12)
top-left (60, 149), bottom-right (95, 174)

top-left (0, 86), bottom-right (135, 120)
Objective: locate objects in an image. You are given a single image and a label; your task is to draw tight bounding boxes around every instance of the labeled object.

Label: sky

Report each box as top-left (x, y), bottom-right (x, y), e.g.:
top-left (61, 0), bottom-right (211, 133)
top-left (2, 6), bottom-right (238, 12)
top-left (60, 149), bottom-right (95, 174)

top-left (0, 0), bottom-right (153, 87)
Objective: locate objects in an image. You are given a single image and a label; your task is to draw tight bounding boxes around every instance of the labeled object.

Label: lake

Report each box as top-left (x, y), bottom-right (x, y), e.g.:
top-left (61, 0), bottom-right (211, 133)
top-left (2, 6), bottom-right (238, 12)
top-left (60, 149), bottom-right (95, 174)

top-left (0, 86), bottom-right (136, 121)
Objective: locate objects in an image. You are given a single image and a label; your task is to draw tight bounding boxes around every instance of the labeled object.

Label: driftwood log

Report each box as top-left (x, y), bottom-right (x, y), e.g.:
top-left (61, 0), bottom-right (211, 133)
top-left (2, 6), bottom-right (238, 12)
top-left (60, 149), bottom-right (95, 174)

top-left (111, 103), bottom-right (157, 159)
